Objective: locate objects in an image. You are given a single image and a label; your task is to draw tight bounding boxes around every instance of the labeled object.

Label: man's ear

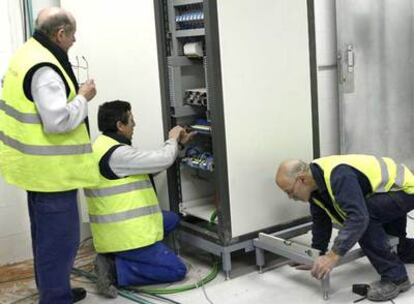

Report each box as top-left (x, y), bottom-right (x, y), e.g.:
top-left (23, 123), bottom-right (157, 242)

top-left (297, 172), bottom-right (307, 184)
top-left (55, 28), bottom-right (65, 43)
top-left (116, 121), bottom-right (124, 132)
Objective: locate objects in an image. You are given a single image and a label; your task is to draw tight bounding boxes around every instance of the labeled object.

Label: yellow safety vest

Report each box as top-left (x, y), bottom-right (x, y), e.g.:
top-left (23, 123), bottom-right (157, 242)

top-left (0, 38), bottom-right (98, 191)
top-left (84, 135), bottom-right (163, 253)
top-left (312, 154), bottom-right (414, 225)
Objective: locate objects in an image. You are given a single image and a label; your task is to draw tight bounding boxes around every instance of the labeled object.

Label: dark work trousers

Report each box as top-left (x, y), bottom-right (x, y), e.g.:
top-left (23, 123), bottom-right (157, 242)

top-left (28, 190), bottom-right (80, 304)
top-left (360, 191), bottom-right (414, 282)
top-left (114, 211), bottom-right (187, 286)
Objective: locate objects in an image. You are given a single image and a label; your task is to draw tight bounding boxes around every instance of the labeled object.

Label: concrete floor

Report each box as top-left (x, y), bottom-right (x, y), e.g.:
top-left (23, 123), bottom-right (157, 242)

top-left (71, 258), bottom-right (414, 304)
top-left (2, 220), bottom-right (414, 304)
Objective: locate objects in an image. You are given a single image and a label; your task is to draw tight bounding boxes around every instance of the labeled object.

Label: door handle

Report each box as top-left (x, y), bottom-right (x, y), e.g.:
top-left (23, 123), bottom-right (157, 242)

top-left (337, 44), bottom-right (355, 93)
top-left (346, 44), bottom-right (354, 73)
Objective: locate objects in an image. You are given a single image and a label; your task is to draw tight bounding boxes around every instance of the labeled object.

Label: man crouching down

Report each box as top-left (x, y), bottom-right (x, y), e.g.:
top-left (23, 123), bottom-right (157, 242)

top-left (275, 155), bottom-right (414, 302)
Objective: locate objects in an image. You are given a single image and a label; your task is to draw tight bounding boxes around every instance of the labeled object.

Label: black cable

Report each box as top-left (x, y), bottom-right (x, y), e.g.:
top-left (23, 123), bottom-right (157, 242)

top-left (353, 296), bottom-right (366, 303)
top-left (132, 291), bottom-right (182, 304)
top-left (71, 267), bottom-right (179, 304)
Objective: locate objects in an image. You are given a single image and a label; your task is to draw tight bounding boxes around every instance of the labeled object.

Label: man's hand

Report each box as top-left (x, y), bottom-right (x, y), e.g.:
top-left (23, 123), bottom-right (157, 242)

top-left (78, 79), bottom-right (96, 101)
top-left (310, 251), bottom-right (340, 280)
top-left (168, 126), bottom-right (184, 141)
top-left (179, 129), bottom-right (197, 144)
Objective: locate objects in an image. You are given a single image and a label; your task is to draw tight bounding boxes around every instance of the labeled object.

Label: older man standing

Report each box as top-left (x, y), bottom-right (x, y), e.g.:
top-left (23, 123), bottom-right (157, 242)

top-left (0, 7), bottom-right (97, 303)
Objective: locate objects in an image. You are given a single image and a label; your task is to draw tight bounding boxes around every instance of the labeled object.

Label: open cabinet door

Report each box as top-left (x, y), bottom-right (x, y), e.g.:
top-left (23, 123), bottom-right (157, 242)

top-left (337, 0), bottom-right (414, 167)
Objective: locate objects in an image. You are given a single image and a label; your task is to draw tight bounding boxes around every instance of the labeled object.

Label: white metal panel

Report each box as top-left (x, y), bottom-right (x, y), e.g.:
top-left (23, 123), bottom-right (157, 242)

top-left (216, 0), bottom-right (314, 237)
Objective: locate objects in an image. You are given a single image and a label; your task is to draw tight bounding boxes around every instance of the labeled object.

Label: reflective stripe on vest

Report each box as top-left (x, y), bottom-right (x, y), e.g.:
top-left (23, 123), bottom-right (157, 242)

top-left (311, 154), bottom-right (412, 224)
top-left (375, 156), bottom-right (405, 192)
top-left (89, 204), bottom-right (161, 223)
top-left (394, 163), bottom-right (406, 190)
top-left (312, 197), bottom-right (343, 226)
top-left (84, 135), bottom-right (163, 253)
top-left (0, 99), bottom-right (92, 156)
top-left (0, 99), bottom-right (41, 123)
top-left (0, 131), bottom-right (92, 155)
top-left (84, 180), bottom-right (152, 197)
top-left (377, 157), bottom-right (389, 192)
top-left (0, 38), bottom-right (98, 191)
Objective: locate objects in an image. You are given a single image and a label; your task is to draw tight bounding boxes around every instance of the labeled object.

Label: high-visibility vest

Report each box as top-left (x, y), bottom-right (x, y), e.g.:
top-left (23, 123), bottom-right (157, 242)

top-left (84, 135), bottom-right (163, 253)
top-left (0, 38), bottom-right (98, 191)
top-left (312, 154), bottom-right (414, 225)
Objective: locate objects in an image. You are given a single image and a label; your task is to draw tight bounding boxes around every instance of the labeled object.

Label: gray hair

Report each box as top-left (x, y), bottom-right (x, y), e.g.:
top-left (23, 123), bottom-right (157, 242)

top-left (35, 11), bottom-right (74, 37)
top-left (287, 160), bottom-right (309, 178)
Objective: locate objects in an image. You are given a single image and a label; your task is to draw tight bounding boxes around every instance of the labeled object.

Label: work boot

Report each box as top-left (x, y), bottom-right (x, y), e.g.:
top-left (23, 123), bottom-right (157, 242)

top-left (94, 254), bottom-right (118, 298)
top-left (367, 277), bottom-right (411, 302)
top-left (72, 287), bottom-right (87, 303)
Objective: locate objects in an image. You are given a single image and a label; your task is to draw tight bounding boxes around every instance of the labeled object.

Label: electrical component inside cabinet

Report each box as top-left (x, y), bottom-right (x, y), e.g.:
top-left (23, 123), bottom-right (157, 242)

top-left (163, 0), bottom-right (218, 226)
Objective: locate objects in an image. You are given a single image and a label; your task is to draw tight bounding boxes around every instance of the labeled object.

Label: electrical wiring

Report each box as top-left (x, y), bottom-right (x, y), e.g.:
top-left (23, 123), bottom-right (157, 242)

top-left (132, 259), bottom-right (219, 295)
top-left (131, 292), bottom-right (182, 304)
top-left (209, 209), bottom-right (217, 225)
top-left (71, 254), bottom-right (219, 302)
top-left (71, 267), bottom-right (174, 304)
top-left (192, 259), bottom-right (215, 304)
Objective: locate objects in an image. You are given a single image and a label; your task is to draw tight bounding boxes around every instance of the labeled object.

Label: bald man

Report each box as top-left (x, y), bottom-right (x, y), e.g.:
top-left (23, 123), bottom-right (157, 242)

top-left (0, 7), bottom-right (97, 303)
top-left (275, 155), bottom-right (414, 302)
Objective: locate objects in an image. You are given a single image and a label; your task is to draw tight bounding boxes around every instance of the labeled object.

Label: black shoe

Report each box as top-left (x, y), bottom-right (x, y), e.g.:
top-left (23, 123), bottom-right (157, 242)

top-left (72, 287), bottom-right (87, 303)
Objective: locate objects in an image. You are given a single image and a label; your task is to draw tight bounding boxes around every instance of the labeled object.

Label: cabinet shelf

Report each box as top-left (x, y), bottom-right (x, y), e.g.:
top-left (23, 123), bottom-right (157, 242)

top-left (174, 0), bottom-right (203, 7)
top-left (181, 202), bottom-right (217, 223)
top-left (168, 56), bottom-right (203, 67)
top-left (176, 28), bottom-right (205, 37)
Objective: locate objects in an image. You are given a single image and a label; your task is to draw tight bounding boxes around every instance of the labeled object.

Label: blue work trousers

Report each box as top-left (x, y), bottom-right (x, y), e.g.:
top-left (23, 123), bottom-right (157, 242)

top-left (361, 191), bottom-right (414, 282)
top-left (114, 211), bottom-right (187, 286)
top-left (28, 190), bottom-right (80, 304)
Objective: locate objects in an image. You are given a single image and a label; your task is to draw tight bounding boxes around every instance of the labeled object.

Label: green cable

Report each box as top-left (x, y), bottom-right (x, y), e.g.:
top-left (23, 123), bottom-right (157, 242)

top-left (209, 209), bottom-right (217, 225)
top-left (132, 259), bottom-right (219, 294)
top-left (72, 257), bottom-right (219, 296)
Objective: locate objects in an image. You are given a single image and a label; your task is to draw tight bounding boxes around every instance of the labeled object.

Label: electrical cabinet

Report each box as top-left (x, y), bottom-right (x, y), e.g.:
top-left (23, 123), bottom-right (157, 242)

top-left (155, 0), bottom-right (319, 275)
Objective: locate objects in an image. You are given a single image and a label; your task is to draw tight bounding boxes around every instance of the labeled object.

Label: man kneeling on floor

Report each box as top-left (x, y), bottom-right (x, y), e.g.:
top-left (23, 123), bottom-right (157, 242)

top-left (84, 100), bottom-right (194, 297)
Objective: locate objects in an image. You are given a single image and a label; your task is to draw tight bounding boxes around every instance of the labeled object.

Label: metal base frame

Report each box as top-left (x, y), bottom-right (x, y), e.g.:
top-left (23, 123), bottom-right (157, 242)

top-left (179, 230), bottom-right (255, 279)
top-left (253, 222), bottom-right (398, 300)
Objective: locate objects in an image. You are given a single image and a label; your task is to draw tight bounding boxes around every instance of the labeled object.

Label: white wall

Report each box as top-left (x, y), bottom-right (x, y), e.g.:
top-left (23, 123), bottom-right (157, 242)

top-left (32, 0), bottom-right (60, 17)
